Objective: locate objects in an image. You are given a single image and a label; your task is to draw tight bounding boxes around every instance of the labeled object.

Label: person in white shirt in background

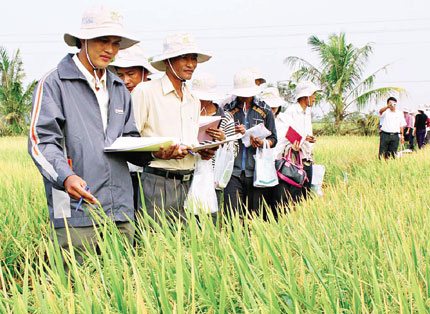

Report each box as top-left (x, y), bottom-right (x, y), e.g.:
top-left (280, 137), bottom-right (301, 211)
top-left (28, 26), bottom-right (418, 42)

top-left (273, 81), bottom-right (321, 206)
top-left (109, 44), bottom-right (159, 211)
top-left (379, 97), bottom-right (406, 159)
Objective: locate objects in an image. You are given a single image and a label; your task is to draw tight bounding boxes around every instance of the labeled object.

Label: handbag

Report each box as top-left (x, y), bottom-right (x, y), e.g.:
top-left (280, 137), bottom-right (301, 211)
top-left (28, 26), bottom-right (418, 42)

top-left (275, 148), bottom-right (308, 187)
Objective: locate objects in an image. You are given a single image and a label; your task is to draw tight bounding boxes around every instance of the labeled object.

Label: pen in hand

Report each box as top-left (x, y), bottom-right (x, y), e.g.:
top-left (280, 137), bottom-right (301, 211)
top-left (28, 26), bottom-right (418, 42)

top-left (75, 185), bottom-right (90, 212)
top-left (187, 149), bottom-right (195, 156)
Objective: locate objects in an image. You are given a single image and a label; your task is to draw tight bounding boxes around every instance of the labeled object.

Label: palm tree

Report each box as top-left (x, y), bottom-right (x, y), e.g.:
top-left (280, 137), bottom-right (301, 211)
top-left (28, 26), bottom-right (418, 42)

top-left (0, 47), bottom-right (36, 136)
top-left (285, 33), bottom-right (404, 125)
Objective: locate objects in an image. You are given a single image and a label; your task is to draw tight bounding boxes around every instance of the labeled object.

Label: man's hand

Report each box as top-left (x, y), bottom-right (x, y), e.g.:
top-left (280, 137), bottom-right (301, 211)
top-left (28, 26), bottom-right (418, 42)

top-left (64, 174), bottom-right (97, 203)
top-left (235, 124), bottom-right (246, 135)
top-left (153, 144), bottom-right (191, 160)
top-left (305, 135), bottom-right (316, 143)
top-left (250, 135), bottom-right (264, 148)
top-left (198, 147), bottom-right (218, 160)
top-left (206, 127), bottom-right (226, 141)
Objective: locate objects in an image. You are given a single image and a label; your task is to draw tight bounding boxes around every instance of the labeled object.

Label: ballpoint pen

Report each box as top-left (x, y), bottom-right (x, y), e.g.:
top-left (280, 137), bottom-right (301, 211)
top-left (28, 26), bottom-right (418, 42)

top-left (75, 185), bottom-right (89, 212)
top-left (187, 149), bottom-right (195, 156)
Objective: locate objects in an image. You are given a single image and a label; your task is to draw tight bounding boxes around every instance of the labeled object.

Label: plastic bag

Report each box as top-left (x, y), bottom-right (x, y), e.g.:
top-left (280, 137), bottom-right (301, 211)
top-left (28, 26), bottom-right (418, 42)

top-left (185, 155), bottom-right (218, 214)
top-left (253, 140), bottom-right (279, 187)
top-left (214, 142), bottom-right (235, 189)
top-left (311, 164), bottom-right (325, 197)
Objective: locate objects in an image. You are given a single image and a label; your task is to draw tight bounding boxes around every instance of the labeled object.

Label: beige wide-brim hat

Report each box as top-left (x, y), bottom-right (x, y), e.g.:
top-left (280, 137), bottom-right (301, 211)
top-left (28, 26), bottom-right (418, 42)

top-left (229, 68), bottom-right (262, 97)
top-left (192, 73), bottom-right (225, 101)
top-left (248, 67), bottom-right (267, 84)
top-left (150, 33), bottom-right (211, 72)
top-left (295, 81), bottom-right (322, 101)
top-left (109, 44), bottom-right (158, 74)
top-left (260, 87), bottom-right (285, 108)
top-left (64, 6), bottom-right (139, 50)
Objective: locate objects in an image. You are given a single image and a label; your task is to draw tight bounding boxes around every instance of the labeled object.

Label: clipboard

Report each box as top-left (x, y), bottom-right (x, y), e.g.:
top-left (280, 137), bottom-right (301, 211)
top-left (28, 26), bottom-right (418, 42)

top-left (285, 126), bottom-right (302, 144)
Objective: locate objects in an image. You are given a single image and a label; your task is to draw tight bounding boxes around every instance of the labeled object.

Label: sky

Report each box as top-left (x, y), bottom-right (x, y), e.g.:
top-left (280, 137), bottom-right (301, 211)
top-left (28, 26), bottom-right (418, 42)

top-left (1, 0), bottom-right (430, 116)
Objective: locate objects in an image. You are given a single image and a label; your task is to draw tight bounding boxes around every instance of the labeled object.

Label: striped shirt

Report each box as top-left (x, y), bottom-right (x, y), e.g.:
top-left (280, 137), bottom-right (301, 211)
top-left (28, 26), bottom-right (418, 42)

top-left (201, 104), bottom-right (239, 166)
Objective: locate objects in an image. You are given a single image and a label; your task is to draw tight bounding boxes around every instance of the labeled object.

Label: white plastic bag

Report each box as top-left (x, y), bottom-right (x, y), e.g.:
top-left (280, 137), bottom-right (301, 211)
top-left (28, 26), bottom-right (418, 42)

top-left (214, 142), bottom-right (235, 189)
top-left (253, 140), bottom-right (279, 187)
top-left (311, 164), bottom-right (325, 196)
top-left (185, 155), bottom-right (218, 214)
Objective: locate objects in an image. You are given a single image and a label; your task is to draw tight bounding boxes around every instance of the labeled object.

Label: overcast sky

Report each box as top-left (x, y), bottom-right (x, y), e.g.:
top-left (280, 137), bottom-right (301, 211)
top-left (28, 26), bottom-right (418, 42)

top-left (1, 0), bottom-right (429, 115)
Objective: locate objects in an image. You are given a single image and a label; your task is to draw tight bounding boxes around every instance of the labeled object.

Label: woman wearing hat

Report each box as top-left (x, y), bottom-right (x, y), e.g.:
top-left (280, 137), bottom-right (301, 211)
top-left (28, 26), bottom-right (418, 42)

top-left (273, 81), bottom-right (320, 206)
top-left (223, 69), bottom-right (278, 218)
top-left (192, 73), bottom-right (239, 216)
top-left (413, 106), bottom-right (428, 149)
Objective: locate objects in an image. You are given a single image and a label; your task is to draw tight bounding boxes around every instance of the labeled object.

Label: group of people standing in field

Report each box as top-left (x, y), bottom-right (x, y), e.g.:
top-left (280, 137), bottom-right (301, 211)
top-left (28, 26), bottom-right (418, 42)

top-left (378, 96), bottom-right (429, 159)
top-left (28, 6), bottom-right (320, 264)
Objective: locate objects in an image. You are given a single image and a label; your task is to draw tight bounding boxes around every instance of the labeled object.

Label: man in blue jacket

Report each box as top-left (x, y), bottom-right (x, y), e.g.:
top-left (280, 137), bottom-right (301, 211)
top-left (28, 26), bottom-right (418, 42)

top-left (28, 6), bottom-right (175, 263)
top-left (223, 68), bottom-right (277, 217)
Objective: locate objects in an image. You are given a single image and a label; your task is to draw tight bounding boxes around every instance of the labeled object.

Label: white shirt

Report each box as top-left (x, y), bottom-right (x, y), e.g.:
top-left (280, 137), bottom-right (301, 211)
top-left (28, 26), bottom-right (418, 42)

top-left (72, 54), bottom-right (109, 133)
top-left (281, 103), bottom-right (314, 161)
top-left (132, 74), bottom-right (200, 171)
top-left (380, 109), bottom-right (407, 133)
top-left (273, 114), bottom-right (290, 160)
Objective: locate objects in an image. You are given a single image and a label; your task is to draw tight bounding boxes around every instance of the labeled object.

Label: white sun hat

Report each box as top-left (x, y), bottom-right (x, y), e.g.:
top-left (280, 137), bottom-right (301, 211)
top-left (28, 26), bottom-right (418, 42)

top-left (150, 33), bottom-right (211, 72)
top-left (109, 44), bottom-right (158, 74)
top-left (402, 108), bottom-right (410, 113)
top-left (295, 81), bottom-right (322, 102)
top-left (64, 6), bottom-right (139, 50)
top-left (229, 68), bottom-right (262, 97)
top-left (418, 105), bottom-right (427, 112)
top-left (191, 73), bottom-right (225, 101)
top-left (248, 67), bottom-right (266, 84)
top-left (260, 87), bottom-right (285, 108)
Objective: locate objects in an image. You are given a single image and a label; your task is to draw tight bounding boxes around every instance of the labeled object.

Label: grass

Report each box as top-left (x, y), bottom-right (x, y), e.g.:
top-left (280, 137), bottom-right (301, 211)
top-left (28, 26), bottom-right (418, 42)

top-left (0, 136), bottom-right (429, 313)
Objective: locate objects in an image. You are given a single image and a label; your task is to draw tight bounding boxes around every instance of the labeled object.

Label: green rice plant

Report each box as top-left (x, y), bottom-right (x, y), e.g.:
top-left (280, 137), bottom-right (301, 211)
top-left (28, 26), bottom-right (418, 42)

top-left (0, 136), bottom-right (429, 313)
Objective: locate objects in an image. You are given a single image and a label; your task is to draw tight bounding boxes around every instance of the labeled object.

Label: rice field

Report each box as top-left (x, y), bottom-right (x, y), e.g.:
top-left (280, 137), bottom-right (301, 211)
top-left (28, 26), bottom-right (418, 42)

top-left (0, 136), bottom-right (429, 313)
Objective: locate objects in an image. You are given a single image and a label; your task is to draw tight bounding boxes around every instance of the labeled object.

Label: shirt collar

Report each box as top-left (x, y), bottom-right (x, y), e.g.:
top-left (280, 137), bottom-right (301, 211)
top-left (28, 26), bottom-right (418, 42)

top-left (161, 73), bottom-right (192, 99)
top-left (72, 54), bottom-right (106, 88)
top-left (293, 102), bottom-right (309, 114)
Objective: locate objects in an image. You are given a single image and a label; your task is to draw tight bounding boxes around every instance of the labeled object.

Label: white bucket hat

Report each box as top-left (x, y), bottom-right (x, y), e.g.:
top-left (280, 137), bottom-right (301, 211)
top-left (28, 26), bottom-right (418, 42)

top-left (418, 105), bottom-right (427, 112)
top-left (229, 68), bottom-right (262, 97)
top-left (150, 33), bottom-right (211, 72)
top-left (260, 87), bottom-right (285, 108)
top-left (295, 81), bottom-right (322, 102)
top-left (248, 67), bottom-right (266, 84)
top-left (192, 73), bottom-right (225, 101)
top-left (64, 6), bottom-right (139, 50)
top-left (109, 44), bottom-right (158, 74)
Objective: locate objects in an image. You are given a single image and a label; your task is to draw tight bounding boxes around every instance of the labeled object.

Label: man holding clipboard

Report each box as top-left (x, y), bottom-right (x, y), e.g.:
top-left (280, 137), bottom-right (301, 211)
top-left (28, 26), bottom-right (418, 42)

top-left (273, 81), bottom-right (321, 205)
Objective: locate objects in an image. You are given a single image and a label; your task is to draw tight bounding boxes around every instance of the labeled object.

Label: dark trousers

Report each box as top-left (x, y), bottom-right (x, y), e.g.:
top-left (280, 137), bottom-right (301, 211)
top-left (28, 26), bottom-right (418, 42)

top-left (379, 132), bottom-right (400, 159)
top-left (272, 165), bottom-right (313, 213)
top-left (416, 129), bottom-right (426, 149)
top-left (224, 172), bottom-right (268, 217)
top-left (403, 127), bottom-right (415, 150)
